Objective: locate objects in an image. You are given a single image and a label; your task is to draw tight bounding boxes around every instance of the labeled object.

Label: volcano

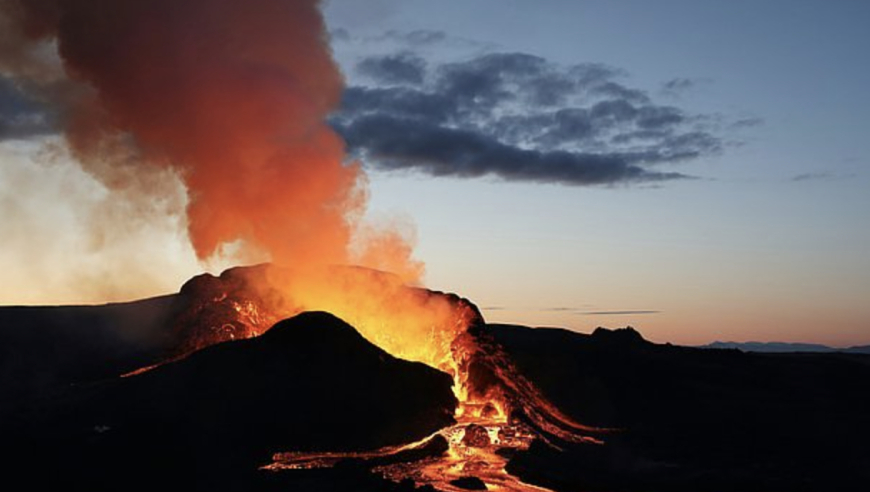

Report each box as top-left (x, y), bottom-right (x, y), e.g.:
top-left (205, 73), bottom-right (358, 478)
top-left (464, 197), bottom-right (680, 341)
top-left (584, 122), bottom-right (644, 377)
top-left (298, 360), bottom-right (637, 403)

top-left (2, 266), bottom-right (869, 492)
top-left (2, 310), bottom-right (455, 490)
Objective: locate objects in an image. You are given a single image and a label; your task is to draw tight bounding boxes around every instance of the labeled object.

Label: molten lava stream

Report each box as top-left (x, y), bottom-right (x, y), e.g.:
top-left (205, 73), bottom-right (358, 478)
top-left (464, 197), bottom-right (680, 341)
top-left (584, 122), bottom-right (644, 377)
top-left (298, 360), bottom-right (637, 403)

top-left (217, 266), bottom-right (602, 490)
top-left (374, 397), bottom-right (555, 492)
top-left (267, 383), bottom-right (555, 492)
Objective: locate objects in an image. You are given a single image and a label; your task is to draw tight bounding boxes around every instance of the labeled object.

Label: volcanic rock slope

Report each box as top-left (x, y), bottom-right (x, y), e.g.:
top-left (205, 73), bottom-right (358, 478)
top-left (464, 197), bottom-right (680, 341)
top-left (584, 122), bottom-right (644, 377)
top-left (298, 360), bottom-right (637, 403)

top-left (1, 311), bottom-right (456, 491)
top-left (484, 324), bottom-right (870, 492)
top-left (3, 269), bottom-right (870, 492)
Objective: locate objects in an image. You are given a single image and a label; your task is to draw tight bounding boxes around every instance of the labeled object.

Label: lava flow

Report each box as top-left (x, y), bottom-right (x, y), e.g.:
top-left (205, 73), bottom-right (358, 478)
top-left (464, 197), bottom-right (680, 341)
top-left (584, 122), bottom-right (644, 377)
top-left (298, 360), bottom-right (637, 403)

top-left (162, 264), bottom-right (606, 490)
top-left (265, 330), bottom-right (604, 492)
top-left (206, 265), bottom-right (608, 492)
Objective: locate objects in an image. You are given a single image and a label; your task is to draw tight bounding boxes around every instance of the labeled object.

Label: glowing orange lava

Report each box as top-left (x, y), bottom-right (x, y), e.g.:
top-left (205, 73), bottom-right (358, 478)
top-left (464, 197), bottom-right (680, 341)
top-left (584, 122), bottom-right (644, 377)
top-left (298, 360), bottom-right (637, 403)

top-left (242, 265), bottom-right (608, 491)
top-left (160, 264), bottom-right (606, 491)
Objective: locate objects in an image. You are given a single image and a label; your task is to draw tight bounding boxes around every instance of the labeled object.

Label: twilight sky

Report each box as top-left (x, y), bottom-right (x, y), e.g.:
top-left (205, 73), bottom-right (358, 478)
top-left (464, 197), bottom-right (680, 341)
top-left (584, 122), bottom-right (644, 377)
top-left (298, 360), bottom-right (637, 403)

top-left (1, 0), bottom-right (868, 346)
top-left (321, 0), bottom-right (870, 345)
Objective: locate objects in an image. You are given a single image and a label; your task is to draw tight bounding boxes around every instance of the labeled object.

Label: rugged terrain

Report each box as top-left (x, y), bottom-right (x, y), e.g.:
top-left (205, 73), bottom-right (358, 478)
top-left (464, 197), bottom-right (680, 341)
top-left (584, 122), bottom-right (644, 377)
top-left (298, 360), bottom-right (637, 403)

top-left (1, 311), bottom-right (456, 491)
top-left (489, 324), bottom-right (870, 491)
top-left (2, 268), bottom-right (869, 491)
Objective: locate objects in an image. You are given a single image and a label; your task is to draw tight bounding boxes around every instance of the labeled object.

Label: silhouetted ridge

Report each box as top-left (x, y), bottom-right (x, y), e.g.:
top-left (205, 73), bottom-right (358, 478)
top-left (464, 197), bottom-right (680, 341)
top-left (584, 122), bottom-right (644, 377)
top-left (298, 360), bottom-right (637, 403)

top-left (484, 323), bottom-right (870, 492)
top-left (2, 311), bottom-right (457, 490)
top-left (260, 311), bottom-right (385, 357)
top-left (590, 326), bottom-right (646, 345)
top-left (702, 340), bottom-right (870, 354)
top-left (0, 295), bottom-right (178, 402)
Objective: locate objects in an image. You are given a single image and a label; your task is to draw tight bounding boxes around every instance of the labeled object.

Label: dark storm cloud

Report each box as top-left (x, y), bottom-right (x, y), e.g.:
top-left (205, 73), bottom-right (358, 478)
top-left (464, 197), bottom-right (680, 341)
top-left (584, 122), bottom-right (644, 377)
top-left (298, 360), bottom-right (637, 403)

top-left (636, 106), bottom-right (685, 128)
top-left (341, 86), bottom-right (455, 123)
top-left (0, 77), bottom-right (54, 140)
top-left (335, 114), bottom-right (689, 185)
top-left (591, 81), bottom-right (649, 104)
top-left (661, 77), bottom-right (695, 95)
top-left (571, 63), bottom-right (625, 85)
top-left (332, 51), bottom-right (725, 186)
top-left (730, 116), bottom-right (764, 129)
top-left (356, 52), bottom-right (427, 85)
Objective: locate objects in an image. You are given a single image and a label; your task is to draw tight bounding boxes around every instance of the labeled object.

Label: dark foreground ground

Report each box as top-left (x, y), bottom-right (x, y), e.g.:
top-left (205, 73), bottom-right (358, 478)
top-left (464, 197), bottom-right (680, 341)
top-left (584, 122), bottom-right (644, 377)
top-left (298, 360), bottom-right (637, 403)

top-left (487, 324), bottom-right (870, 491)
top-left (0, 311), bottom-right (455, 491)
top-left (1, 281), bottom-right (868, 491)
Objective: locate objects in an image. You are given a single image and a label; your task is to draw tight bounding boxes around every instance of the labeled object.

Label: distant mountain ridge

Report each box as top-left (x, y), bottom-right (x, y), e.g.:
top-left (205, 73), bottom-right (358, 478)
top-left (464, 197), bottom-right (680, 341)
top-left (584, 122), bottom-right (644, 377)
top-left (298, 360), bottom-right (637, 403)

top-left (701, 340), bottom-right (870, 354)
top-left (488, 324), bottom-right (870, 490)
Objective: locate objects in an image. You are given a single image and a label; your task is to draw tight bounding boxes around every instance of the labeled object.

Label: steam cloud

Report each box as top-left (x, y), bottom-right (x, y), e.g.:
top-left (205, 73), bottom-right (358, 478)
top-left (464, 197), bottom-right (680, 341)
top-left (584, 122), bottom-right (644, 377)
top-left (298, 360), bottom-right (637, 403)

top-left (0, 0), bottom-right (422, 299)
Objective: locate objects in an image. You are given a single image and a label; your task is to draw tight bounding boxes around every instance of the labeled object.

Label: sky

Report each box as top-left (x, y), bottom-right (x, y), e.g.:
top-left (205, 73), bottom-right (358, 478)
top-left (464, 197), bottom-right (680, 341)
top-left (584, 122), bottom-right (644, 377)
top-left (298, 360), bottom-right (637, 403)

top-left (1, 0), bottom-right (868, 346)
top-left (320, 0), bottom-right (870, 346)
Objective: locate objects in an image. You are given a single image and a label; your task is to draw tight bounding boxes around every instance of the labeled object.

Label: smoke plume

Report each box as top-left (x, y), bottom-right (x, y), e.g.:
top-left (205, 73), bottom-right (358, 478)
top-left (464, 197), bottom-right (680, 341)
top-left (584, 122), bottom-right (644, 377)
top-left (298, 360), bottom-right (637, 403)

top-left (0, 0), bottom-right (421, 295)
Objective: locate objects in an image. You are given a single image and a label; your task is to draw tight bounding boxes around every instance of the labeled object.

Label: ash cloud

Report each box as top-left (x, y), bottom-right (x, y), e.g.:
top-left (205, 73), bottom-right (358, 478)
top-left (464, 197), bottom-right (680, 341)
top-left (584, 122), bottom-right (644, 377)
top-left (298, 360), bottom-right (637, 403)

top-left (0, 139), bottom-right (200, 304)
top-left (0, 0), bottom-right (362, 269)
top-left (0, 0), bottom-right (426, 302)
top-left (333, 52), bottom-right (723, 186)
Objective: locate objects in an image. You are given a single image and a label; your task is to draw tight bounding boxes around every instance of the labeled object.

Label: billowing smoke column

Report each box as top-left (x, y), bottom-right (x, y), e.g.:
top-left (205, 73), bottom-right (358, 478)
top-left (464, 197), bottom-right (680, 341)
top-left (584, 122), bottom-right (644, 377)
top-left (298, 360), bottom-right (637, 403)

top-left (0, 0), bottom-right (419, 280)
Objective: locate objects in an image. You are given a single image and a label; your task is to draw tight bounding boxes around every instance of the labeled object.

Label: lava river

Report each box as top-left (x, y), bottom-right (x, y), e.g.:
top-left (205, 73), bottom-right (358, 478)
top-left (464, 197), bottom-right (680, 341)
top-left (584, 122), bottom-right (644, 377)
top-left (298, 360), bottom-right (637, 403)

top-left (264, 328), bottom-right (607, 492)
top-left (166, 266), bottom-right (606, 491)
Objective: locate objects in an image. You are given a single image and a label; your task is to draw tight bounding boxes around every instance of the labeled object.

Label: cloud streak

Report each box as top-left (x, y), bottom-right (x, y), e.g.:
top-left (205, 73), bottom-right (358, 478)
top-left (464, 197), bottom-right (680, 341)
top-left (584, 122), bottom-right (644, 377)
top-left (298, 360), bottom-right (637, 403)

top-left (580, 310), bottom-right (661, 316)
top-left (790, 172), bottom-right (839, 182)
